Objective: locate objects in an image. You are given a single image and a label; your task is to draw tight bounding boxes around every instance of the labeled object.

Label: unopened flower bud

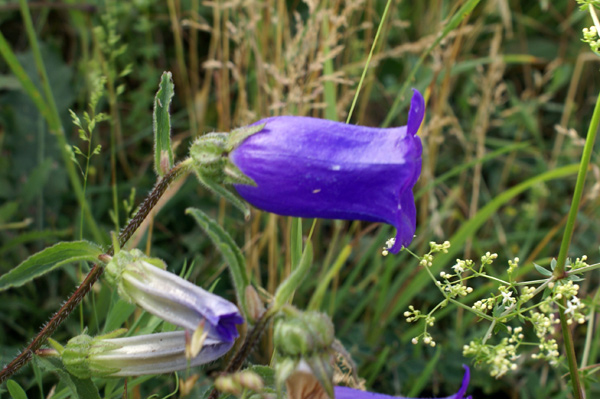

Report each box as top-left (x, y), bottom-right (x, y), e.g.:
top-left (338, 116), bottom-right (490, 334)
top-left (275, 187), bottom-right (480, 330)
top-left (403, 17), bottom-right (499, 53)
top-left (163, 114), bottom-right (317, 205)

top-left (245, 285), bottom-right (265, 322)
top-left (105, 249), bottom-right (243, 342)
top-left (274, 311), bottom-right (334, 356)
top-left (62, 330), bottom-right (233, 378)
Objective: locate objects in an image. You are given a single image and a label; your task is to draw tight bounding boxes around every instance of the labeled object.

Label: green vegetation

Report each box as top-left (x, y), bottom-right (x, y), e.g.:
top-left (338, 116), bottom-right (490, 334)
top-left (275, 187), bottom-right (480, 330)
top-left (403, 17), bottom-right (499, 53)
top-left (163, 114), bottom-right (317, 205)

top-left (1, 1), bottom-right (600, 398)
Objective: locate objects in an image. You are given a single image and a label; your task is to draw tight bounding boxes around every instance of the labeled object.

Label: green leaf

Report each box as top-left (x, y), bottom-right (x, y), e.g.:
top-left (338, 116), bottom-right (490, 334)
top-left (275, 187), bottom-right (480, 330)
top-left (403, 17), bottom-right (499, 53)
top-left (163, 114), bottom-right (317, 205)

top-left (0, 201), bottom-right (19, 224)
top-left (290, 218), bottom-right (303, 272)
top-left (534, 263), bottom-right (553, 277)
top-left (0, 241), bottom-right (103, 291)
top-left (186, 208), bottom-right (249, 319)
top-left (6, 380), bottom-right (27, 399)
top-left (153, 71), bottom-right (175, 176)
top-left (35, 356), bottom-right (101, 399)
top-left (274, 241), bottom-right (314, 309)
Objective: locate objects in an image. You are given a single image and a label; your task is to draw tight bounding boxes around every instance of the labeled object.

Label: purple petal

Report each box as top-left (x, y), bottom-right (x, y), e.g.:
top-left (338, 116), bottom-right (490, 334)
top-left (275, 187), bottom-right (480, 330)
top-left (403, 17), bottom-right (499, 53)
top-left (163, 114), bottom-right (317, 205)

top-left (123, 263), bottom-right (244, 342)
top-left (231, 90), bottom-right (424, 253)
top-left (334, 365), bottom-right (471, 399)
top-left (407, 89), bottom-right (425, 137)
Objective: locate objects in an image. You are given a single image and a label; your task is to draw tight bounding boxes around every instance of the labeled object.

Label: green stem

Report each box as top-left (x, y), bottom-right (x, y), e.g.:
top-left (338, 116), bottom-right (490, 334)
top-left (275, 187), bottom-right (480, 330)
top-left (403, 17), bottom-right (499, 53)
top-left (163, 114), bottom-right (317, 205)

top-left (553, 93), bottom-right (600, 278)
top-left (346, 0), bottom-right (392, 123)
top-left (559, 298), bottom-right (585, 399)
top-left (549, 69), bottom-right (600, 399)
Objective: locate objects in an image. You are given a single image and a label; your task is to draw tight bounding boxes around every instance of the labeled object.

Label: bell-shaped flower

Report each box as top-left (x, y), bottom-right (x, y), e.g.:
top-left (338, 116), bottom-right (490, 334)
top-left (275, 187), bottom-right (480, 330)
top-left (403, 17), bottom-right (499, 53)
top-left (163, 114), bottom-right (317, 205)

top-left (104, 249), bottom-right (244, 342)
top-left (334, 365), bottom-right (472, 399)
top-left (59, 330), bottom-right (234, 378)
top-left (229, 90), bottom-right (424, 253)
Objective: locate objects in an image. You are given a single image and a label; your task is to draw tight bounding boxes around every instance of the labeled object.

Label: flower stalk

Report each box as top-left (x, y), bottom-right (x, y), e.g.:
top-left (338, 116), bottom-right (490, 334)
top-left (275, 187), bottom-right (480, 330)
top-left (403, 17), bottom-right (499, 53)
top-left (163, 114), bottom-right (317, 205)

top-left (549, 78), bottom-right (600, 399)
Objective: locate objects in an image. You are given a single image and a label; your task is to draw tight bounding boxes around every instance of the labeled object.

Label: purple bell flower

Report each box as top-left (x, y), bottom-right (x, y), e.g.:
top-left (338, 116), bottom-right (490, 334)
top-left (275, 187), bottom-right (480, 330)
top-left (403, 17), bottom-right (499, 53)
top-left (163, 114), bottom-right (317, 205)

top-left (230, 89), bottom-right (424, 253)
top-left (334, 365), bottom-right (471, 399)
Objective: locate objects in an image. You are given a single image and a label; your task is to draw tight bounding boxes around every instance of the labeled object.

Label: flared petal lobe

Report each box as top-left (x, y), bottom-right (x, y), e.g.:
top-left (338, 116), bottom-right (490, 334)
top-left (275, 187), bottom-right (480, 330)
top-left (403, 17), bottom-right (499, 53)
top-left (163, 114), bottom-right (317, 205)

top-left (231, 90), bottom-right (424, 253)
top-left (334, 365), bottom-right (471, 399)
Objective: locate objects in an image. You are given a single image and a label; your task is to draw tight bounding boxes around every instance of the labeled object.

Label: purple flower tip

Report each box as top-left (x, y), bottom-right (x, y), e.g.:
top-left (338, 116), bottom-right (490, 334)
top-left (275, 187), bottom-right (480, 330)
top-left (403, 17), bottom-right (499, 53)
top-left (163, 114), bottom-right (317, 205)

top-left (333, 365), bottom-right (471, 399)
top-left (231, 90), bottom-right (424, 253)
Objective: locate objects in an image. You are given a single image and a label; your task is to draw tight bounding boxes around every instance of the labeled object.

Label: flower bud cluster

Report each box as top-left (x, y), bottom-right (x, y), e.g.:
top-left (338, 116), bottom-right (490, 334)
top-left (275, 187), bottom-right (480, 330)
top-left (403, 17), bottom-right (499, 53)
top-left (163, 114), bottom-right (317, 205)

top-left (481, 252), bottom-right (498, 266)
top-left (507, 257), bottom-right (519, 276)
top-left (519, 286), bottom-right (536, 303)
top-left (552, 280), bottom-right (580, 300)
top-left (571, 255), bottom-right (589, 270)
top-left (582, 26), bottom-right (600, 53)
top-left (273, 310), bottom-right (336, 398)
top-left (472, 298), bottom-right (495, 313)
top-left (463, 338), bottom-right (518, 378)
top-left (214, 370), bottom-right (265, 397)
top-left (429, 241), bottom-right (450, 253)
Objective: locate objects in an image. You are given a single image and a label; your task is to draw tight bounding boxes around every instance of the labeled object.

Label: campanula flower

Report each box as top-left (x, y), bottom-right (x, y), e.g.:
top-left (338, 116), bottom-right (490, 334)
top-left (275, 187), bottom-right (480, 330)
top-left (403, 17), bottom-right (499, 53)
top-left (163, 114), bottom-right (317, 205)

top-left (229, 89), bottom-right (424, 253)
top-left (104, 249), bottom-right (244, 342)
top-left (60, 330), bottom-right (234, 378)
top-left (334, 365), bottom-right (471, 399)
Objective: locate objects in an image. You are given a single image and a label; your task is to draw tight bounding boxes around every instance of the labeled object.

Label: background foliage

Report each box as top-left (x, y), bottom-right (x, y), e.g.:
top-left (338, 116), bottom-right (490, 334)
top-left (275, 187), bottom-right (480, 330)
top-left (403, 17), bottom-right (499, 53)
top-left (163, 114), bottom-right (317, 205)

top-left (1, 0), bottom-right (599, 398)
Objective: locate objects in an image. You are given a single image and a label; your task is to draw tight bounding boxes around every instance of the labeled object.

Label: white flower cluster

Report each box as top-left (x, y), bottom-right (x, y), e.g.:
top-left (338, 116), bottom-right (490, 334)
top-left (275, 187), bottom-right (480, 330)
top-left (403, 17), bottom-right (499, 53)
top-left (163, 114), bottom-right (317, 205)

top-left (531, 338), bottom-right (560, 366)
top-left (407, 240), bottom-right (593, 379)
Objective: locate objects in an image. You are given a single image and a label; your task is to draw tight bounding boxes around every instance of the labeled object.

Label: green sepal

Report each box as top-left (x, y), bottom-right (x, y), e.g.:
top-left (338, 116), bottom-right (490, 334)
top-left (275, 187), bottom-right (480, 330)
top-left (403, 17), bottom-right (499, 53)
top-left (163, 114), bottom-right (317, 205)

top-left (104, 249), bottom-right (166, 301)
top-left (223, 161), bottom-right (257, 186)
top-left (190, 133), bottom-right (228, 168)
top-left (62, 333), bottom-right (124, 379)
top-left (275, 357), bottom-right (298, 394)
top-left (193, 166), bottom-right (251, 220)
top-left (227, 123), bottom-right (266, 150)
top-left (304, 354), bottom-right (334, 399)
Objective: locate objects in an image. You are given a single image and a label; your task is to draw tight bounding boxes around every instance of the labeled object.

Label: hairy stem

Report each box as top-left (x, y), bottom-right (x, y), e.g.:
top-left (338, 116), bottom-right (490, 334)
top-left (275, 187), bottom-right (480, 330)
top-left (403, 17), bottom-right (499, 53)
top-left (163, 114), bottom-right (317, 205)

top-left (0, 160), bottom-right (191, 384)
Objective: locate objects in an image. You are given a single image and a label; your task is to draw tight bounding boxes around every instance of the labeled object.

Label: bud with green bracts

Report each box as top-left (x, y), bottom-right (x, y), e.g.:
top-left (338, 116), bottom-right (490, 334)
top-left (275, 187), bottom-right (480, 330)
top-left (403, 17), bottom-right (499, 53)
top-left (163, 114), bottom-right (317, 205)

top-left (273, 310), bottom-right (336, 398)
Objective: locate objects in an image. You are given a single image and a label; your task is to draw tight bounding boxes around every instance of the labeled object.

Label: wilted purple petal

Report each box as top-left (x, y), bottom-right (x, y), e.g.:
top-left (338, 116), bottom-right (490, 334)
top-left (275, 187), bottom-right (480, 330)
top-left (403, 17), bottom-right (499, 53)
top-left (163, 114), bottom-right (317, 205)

top-left (334, 365), bottom-right (471, 399)
top-left (231, 90), bottom-right (424, 253)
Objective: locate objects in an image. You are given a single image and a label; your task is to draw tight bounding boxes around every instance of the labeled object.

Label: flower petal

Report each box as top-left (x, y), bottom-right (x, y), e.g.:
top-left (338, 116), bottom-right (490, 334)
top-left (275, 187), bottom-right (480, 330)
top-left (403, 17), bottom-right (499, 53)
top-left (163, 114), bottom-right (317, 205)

top-left (334, 365), bottom-right (471, 399)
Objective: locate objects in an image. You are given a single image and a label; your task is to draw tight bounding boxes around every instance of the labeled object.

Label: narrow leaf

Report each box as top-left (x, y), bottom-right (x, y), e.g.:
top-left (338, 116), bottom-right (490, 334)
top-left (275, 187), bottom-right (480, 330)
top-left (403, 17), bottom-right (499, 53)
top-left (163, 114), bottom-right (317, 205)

top-left (534, 263), bottom-right (553, 277)
top-left (186, 208), bottom-right (249, 319)
top-left (153, 71), bottom-right (175, 176)
top-left (0, 241), bottom-right (103, 291)
top-left (274, 241), bottom-right (313, 309)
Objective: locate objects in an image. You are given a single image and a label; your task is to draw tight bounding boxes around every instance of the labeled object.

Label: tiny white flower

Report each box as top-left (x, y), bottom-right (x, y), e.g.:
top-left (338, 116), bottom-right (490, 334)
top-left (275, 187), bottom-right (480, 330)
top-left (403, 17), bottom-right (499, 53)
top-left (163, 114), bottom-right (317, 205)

top-left (501, 290), bottom-right (513, 305)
